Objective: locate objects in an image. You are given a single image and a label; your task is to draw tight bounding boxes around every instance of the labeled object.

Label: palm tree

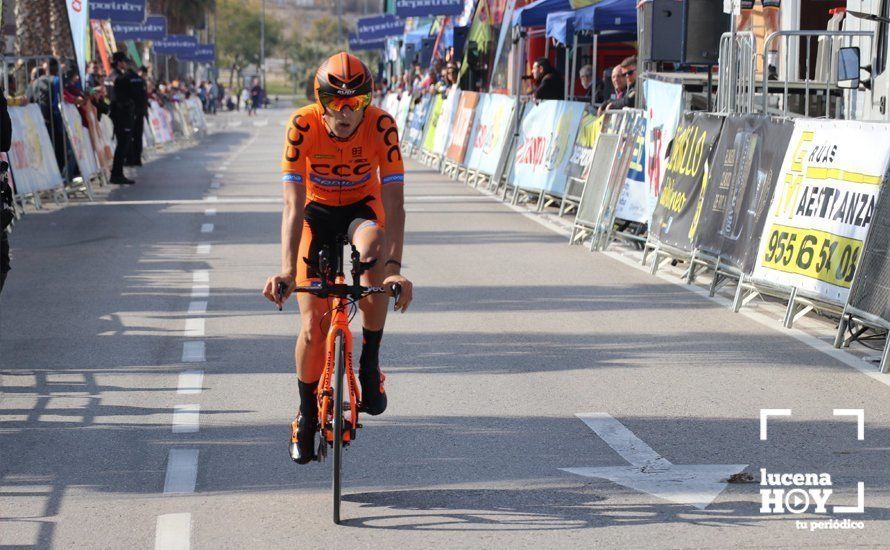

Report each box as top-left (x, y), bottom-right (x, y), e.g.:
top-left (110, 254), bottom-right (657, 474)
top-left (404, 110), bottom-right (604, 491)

top-left (15, 0), bottom-right (51, 56)
top-left (49, 0), bottom-right (75, 60)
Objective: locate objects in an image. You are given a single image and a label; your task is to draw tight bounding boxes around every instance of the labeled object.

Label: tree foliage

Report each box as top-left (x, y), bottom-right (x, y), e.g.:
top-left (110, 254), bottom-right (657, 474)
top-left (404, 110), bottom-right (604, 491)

top-left (217, 0), bottom-right (283, 87)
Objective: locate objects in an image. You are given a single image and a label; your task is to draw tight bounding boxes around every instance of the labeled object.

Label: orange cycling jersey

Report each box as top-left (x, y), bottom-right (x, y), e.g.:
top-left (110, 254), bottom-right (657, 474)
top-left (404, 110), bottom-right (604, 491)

top-left (280, 103), bottom-right (405, 206)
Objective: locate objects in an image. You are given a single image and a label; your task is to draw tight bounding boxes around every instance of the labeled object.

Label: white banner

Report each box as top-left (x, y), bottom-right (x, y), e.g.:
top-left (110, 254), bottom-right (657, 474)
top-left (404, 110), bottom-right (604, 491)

top-left (61, 103), bottom-right (101, 181)
top-left (753, 119), bottom-right (890, 304)
top-left (66, 0), bottom-right (90, 85)
top-left (7, 105), bottom-right (65, 194)
top-left (464, 93), bottom-right (516, 176)
top-left (615, 115), bottom-right (649, 223)
top-left (644, 79), bottom-right (684, 224)
top-left (147, 100), bottom-right (174, 143)
top-left (511, 100), bottom-right (585, 196)
top-left (432, 85), bottom-right (461, 156)
top-left (396, 93), bottom-right (413, 139)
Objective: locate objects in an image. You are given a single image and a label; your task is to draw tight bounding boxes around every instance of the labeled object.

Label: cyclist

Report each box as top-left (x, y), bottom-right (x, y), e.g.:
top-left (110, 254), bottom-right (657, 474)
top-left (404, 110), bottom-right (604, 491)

top-left (263, 53), bottom-right (414, 464)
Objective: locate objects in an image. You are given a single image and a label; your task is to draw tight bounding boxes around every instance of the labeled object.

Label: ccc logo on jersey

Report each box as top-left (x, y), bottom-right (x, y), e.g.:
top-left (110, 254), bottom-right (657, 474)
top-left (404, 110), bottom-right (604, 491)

top-left (310, 161), bottom-right (372, 177)
top-left (285, 114), bottom-right (310, 162)
top-left (376, 114), bottom-right (402, 163)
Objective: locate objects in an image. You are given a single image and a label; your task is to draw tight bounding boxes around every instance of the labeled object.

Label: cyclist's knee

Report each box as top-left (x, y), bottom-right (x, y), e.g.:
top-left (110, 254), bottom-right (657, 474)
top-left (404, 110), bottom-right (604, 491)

top-left (298, 317), bottom-right (326, 347)
top-left (355, 225), bottom-right (385, 262)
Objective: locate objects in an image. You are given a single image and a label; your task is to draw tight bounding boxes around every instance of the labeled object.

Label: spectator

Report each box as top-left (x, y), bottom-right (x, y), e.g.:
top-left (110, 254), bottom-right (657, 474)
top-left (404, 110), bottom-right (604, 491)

top-left (578, 64), bottom-right (594, 100)
top-left (608, 56), bottom-right (637, 110)
top-left (738, 1), bottom-right (780, 79)
top-left (1, 88), bottom-right (12, 294)
top-left (27, 58), bottom-right (66, 172)
top-left (248, 77), bottom-right (262, 116)
top-left (531, 57), bottom-right (564, 101)
top-left (597, 65), bottom-right (628, 115)
top-left (126, 64), bottom-right (148, 167)
top-left (107, 51), bottom-right (137, 185)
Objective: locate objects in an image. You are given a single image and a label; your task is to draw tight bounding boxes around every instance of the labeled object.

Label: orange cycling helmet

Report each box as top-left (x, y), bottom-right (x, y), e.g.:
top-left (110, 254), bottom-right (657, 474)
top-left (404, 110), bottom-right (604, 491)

top-left (315, 52), bottom-right (374, 112)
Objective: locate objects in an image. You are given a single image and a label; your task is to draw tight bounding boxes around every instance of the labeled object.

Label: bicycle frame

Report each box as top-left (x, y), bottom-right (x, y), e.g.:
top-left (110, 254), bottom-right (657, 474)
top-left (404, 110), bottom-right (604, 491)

top-left (316, 273), bottom-right (361, 448)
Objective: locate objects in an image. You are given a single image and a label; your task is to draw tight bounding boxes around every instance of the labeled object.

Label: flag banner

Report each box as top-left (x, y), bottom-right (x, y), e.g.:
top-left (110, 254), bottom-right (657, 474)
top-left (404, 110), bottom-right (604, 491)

top-left (66, 0), bottom-right (90, 85)
top-left (510, 100), bottom-right (586, 197)
top-left (357, 15), bottom-right (405, 41)
top-left (396, 0), bottom-right (463, 17)
top-left (753, 119), bottom-right (890, 304)
top-left (644, 79), bottom-right (684, 225)
top-left (446, 91), bottom-right (480, 164)
top-left (112, 15), bottom-right (166, 40)
top-left (650, 112), bottom-right (725, 253)
top-left (7, 106), bottom-right (65, 194)
top-left (464, 93), bottom-right (516, 176)
top-left (90, 0), bottom-right (145, 23)
top-left (695, 115), bottom-right (794, 273)
top-left (348, 33), bottom-right (385, 51)
top-left (615, 115), bottom-right (650, 223)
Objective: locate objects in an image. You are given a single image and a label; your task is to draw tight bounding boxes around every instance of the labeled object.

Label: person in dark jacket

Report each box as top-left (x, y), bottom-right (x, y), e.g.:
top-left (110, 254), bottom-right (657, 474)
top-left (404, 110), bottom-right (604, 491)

top-left (531, 58), bottom-right (564, 101)
top-left (126, 65), bottom-right (148, 167)
top-left (107, 52), bottom-right (137, 185)
top-left (1, 90), bottom-right (13, 293)
top-left (27, 58), bottom-right (66, 172)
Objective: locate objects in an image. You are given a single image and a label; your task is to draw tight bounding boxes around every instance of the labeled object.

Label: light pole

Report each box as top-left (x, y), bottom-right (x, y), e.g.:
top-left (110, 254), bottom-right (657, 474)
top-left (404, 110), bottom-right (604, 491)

top-left (260, 0), bottom-right (266, 91)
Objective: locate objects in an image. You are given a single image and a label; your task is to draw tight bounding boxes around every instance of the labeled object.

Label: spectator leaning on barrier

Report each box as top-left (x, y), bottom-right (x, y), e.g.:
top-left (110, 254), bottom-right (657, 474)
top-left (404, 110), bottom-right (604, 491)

top-left (108, 51), bottom-right (137, 185)
top-left (531, 58), bottom-right (565, 101)
top-left (1, 88), bottom-right (13, 294)
top-left (600, 56), bottom-right (637, 113)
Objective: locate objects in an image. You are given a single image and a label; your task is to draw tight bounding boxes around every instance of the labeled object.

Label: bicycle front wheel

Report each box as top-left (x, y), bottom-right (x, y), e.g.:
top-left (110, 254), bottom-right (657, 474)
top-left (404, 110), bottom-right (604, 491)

top-left (332, 330), bottom-right (345, 525)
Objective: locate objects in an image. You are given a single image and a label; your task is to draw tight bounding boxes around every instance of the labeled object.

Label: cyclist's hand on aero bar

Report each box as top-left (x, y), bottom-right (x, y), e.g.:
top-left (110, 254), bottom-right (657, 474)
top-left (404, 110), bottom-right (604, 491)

top-left (383, 274), bottom-right (413, 313)
top-left (263, 272), bottom-right (296, 310)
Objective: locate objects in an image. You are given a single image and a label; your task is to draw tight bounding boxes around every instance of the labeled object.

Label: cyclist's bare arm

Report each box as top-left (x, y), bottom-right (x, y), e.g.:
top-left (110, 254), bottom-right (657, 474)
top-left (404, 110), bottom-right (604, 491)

top-left (381, 183), bottom-right (413, 312)
top-left (263, 178), bottom-right (305, 307)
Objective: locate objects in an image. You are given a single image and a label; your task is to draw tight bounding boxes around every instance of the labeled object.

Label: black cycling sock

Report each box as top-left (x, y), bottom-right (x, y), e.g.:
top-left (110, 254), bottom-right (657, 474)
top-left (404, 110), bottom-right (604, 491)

top-left (298, 379), bottom-right (319, 418)
top-left (359, 328), bottom-right (384, 374)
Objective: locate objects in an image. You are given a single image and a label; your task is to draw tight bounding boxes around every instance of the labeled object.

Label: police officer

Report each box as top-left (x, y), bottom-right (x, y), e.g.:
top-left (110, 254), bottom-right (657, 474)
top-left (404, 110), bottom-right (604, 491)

top-left (107, 51), bottom-right (136, 185)
top-left (126, 65), bottom-right (148, 167)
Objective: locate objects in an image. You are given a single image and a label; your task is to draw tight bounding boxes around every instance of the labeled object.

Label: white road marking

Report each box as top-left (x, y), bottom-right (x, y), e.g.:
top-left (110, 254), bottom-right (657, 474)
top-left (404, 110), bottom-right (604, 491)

top-left (191, 285), bottom-right (209, 299)
top-left (204, 209), bottom-right (216, 216)
top-left (177, 370), bottom-right (204, 395)
top-left (214, 173), bottom-right (224, 179)
top-left (560, 413), bottom-right (747, 510)
top-left (196, 243), bottom-right (211, 255)
top-left (73, 195), bottom-right (486, 207)
top-left (163, 449), bottom-right (199, 493)
top-left (181, 341), bottom-right (205, 363)
top-left (200, 223), bottom-right (214, 233)
top-left (206, 196), bottom-right (218, 202)
top-left (172, 405), bottom-right (201, 433)
top-left (188, 301), bottom-right (207, 314)
top-left (209, 182), bottom-right (220, 189)
top-left (184, 318), bottom-right (205, 337)
top-left (192, 270), bottom-right (209, 283)
top-left (154, 513), bottom-right (191, 550)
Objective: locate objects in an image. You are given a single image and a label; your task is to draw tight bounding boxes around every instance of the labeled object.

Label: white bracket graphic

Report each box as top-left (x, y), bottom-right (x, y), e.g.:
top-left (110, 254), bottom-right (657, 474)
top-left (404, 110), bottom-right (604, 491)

top-left (760, 409), bottom-right (792, 440)
top-left (832, 409), bottom-right (865, 441)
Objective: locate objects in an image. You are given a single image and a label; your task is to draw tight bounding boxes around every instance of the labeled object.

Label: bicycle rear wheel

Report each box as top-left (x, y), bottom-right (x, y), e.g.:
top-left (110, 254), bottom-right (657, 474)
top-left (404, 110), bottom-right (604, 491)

top-left (332, 330), bottom-right (345, 525)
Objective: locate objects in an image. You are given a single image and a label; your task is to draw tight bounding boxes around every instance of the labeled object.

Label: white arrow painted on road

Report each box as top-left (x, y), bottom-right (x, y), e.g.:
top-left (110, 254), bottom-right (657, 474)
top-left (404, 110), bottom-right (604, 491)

top-left (560, 413), bottom-right (748, 510)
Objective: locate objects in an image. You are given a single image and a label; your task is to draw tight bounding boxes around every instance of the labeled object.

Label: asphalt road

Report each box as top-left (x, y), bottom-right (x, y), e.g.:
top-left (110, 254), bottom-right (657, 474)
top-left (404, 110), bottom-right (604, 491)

top-left (2, 107), bottom-right (889, 549)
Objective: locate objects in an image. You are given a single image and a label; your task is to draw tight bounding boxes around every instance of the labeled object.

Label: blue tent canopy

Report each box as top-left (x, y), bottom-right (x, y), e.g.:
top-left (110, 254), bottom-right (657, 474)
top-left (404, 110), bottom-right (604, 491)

top-left (512, 0), bottom-right (572, 28)
top-left (574, 0), bottom-right (636, 34)
top-left (545, 11), bottom-right (575, 45)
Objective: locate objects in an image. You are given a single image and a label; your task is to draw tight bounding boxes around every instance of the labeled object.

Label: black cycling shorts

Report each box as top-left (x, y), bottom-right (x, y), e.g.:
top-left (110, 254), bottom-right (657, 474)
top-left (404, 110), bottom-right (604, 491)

top-left (741, 0), bottom-right (781, 9)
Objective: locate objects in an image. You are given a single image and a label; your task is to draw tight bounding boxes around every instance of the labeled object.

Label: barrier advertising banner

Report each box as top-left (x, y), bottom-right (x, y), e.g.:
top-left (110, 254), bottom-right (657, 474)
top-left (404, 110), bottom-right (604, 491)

top-left (650, 112), bottom-right (724, 252)
top-left (381, 92), bottom-right (400, 118)
top-left (7, 105), bottom-right (65, 194)
top-left (446, 91), bottom-right (479, 164)
top-left (61, 103), bottom-right (101, 182)
top-left (567, 106), bottom-right (603, 181)
top-left (148, 100), bottom-right (174, 143)
top-left (696, 115), bottom-right (794, 273)
top-left (615, 115), bottom-right (649, 223)
top-left (511, 100), bottom-right (586, 196)
top-left (84, 108), bottom-right (113, 177)
top-left (433, 86), bottom-right (461, 156)
top-left (753, 119), bottom-right (890, 304)
top-left (396, 93), bottom-right (413, 139)
top-left (406, 95), bottom-right (432, 147)
top-left (847, 190), bottom-right (890, 322)
top-left (465, 93), bottom-right (516, 175)
top-left (422, 94), bottom-right (444, 152)
top-left (644, 79), bottom-right (684, 221)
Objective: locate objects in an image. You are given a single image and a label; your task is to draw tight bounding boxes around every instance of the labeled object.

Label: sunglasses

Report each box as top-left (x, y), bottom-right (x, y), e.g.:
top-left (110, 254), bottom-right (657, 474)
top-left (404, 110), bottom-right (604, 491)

top-left (319, 92), bottom-right (372, 112)
top-left (622, 69), bottom-right (636, 76)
